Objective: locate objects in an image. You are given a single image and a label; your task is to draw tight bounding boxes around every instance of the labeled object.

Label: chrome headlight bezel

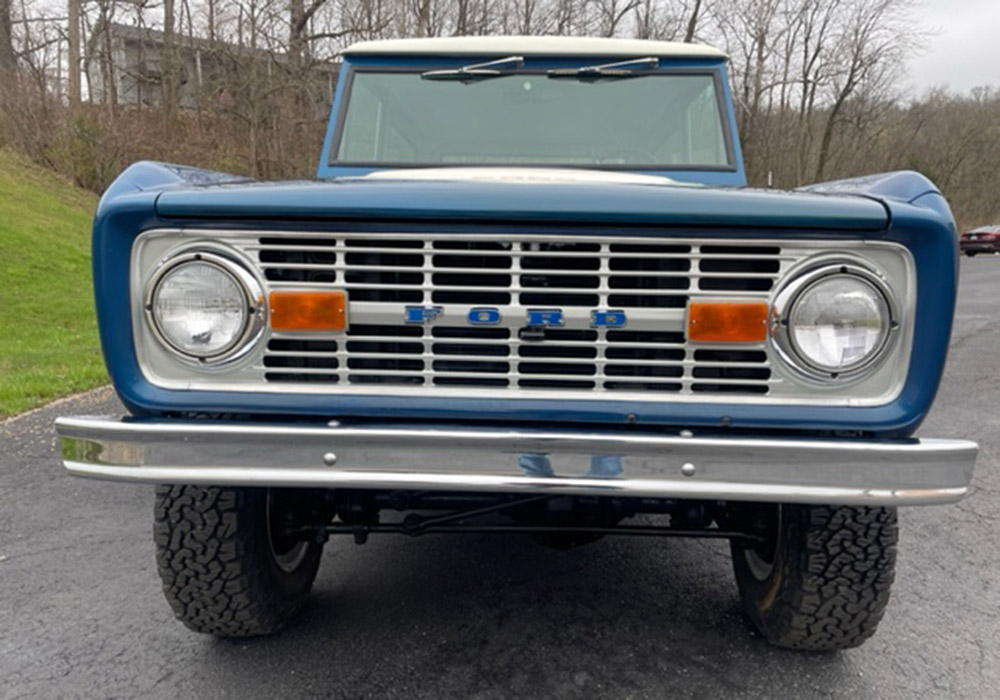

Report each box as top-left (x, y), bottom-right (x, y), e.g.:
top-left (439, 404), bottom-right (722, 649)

top-left (143, 249), bottom-right (266, 365)
top-left (771, 258), bottom-right (900, 384)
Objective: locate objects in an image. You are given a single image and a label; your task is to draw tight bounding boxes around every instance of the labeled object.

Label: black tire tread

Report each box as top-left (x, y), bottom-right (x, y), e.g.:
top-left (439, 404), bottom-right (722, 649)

top-left (735, 504), bottom-right (898, 651)
top-left (154, 485), bottom-right (313, 637)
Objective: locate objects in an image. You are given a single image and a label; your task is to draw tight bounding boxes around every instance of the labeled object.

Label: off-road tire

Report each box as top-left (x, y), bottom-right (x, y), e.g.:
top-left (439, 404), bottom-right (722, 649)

top-left (731, 504), bottom-right (898, 651)
top-left (154, 485), bottom-right (323, 637)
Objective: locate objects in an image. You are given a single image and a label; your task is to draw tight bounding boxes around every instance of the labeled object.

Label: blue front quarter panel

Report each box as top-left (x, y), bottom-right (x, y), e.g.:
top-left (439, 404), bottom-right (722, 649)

top-left (92, 165), bottom-right (957, 437)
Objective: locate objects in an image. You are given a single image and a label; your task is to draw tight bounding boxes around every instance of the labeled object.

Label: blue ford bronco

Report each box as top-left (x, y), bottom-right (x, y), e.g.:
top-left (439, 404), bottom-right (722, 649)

top-left (57, 36), bottom-right (978, 650)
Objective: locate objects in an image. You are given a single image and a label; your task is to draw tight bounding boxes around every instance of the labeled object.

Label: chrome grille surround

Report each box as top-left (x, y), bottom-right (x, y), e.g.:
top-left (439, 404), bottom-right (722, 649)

top-left (131, 229), bottom-right (916, 406)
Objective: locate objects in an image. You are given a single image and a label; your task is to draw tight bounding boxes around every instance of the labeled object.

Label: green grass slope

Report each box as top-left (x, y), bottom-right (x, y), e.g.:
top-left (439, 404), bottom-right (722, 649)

top-left (0, 150), bottom-right (105, 418)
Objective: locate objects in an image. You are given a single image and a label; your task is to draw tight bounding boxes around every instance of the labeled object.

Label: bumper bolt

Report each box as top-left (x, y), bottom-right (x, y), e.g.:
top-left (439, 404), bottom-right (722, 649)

top-left (323, 452), bottom-right (338, 466)
top-left (681, 462), bottom-right (696, 477)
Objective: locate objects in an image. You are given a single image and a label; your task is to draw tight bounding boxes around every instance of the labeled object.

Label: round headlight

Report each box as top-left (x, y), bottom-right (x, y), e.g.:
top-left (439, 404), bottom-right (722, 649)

top-left (148, 255), bottom-right (257, 360)
top-left (787, 275), bottom-right (890, 373)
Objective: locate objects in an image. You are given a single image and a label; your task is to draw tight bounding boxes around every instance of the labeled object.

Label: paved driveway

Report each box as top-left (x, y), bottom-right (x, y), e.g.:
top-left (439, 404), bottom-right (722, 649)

top-left (1, 258), bottom-right (997, 699)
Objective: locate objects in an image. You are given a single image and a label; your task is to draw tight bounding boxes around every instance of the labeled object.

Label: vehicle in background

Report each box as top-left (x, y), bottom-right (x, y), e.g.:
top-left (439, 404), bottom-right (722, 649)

top-left (961, 225), bottom-right (1000, 256)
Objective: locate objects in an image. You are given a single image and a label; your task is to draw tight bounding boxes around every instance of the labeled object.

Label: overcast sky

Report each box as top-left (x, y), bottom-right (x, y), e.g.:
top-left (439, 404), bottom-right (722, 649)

top-left (905, 0), bottom-right (1000, 94)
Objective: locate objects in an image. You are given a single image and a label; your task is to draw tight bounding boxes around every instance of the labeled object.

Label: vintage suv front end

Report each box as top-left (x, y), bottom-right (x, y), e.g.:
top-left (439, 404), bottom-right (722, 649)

top-left (57, 37), bottom-right (977, 650)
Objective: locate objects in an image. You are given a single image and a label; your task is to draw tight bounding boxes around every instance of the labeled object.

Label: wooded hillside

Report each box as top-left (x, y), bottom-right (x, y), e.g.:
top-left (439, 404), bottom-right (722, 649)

top-left (0, 0), bottom-right (996, 229)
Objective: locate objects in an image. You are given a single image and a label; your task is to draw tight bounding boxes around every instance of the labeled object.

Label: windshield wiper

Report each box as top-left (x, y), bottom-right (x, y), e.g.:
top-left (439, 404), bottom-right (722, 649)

top-left (547, 56), bottom-right (660, 79)
top-left (421, 56), bottom-right (525, 81)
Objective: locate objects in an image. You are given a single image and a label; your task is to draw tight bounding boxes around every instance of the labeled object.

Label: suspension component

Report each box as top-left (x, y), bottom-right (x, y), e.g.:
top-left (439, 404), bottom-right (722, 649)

top-left (286, 491), bottom-right (760, 545)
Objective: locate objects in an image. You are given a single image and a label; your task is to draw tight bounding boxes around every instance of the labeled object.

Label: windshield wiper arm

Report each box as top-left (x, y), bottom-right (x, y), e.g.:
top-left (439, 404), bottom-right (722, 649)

top-left (421, 56), bottom-right (525, 81)
top-left (547, 56), bottom-right (660, 79)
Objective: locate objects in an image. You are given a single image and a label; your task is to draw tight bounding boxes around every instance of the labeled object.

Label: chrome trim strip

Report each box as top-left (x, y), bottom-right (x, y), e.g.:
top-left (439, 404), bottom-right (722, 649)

top-left (56, 416), bottom-right (976, 506)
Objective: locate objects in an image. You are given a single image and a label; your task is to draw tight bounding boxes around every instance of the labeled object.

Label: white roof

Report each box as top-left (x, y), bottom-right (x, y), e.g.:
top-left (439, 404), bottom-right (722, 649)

top-left (344, 36), bottom-right (726, 60)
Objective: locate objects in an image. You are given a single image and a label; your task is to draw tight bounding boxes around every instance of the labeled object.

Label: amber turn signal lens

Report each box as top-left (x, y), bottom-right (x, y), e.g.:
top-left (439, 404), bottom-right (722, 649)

top-left (687, 301), bottom-right (769, 342)
top-left (269, 291), bottom-right (347, 331)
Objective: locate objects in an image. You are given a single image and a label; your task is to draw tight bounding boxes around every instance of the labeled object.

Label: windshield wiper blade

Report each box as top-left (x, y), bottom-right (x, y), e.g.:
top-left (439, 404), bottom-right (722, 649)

top-left (547, 56), bottom-right (660, 79)
top-left (422, 55), bottom-right (525, 81)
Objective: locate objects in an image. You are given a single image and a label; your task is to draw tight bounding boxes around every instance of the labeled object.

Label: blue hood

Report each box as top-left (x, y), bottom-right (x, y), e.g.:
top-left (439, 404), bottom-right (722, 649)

top-left (152, 170), bottom-right (889, 231)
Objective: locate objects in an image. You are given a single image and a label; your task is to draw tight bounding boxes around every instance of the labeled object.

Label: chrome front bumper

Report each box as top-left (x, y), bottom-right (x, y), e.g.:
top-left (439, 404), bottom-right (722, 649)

top-left (55, 416), bottom-right (977, 506)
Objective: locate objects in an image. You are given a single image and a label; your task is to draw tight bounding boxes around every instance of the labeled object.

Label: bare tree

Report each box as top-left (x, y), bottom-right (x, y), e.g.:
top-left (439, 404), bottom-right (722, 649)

top-left (792, 0), bottom-right (841, 183)
top-left (683, 0), bottom-right (700, 42)
top-left (592, 0), bottom-right (640, 37)
top-left (85, 0), bottom-right (119, 110)
top-left (632, 0), bottom-right (689, 40)
top-left (163, 0), bottom-right (178, 119)
top-left (0, 0), bottom-right (16, 80)
top-left (289, 0), bottom-right (329, 67)
top-left (712, 0), bottom-right (785, 180)
top-left (411, 0), bottom-right (432, 35)
top-left (67, 0), bottom-right (81, 105)
top-left (552, 0), bottom-right (585, 34)
top-left (814, 0), bottom-right (915, 180)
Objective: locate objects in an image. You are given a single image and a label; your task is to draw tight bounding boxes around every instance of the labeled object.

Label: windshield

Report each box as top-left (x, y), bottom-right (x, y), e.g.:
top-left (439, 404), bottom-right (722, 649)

top-left (334, 70), bottom-right (732, 169)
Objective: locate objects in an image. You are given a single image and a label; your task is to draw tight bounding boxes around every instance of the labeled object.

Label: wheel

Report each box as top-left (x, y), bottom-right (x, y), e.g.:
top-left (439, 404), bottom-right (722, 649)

top-left (965, 250), bottom-right (976, 257)
top-left (154, 485), bottom-right (324, 637)
top-left (730, 503), bottom-right (897, 651)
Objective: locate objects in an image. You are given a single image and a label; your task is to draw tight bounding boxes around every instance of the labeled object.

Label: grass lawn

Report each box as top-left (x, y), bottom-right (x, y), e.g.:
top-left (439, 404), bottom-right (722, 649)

top-left (0, 150), bottom-right (106, 418)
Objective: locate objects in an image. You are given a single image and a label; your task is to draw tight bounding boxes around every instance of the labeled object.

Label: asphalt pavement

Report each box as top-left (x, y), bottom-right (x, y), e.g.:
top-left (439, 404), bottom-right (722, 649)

top-left (1, 257), bottom-right (998, 700)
